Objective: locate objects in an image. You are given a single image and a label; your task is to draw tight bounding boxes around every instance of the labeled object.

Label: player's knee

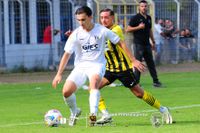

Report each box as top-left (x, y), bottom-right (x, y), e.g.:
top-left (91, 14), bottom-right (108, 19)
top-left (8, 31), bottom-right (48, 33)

top-left (131, 85), bottom-right (144, 98)
top-left (135, 93), bottom-right (143, 99)
top-left (131, 89), bottom-right (143, 98)
top-left (62, 89), bottom-right (70, 97)
top-left (62, 87), bottom-right (74, 98)
top-left (62, 81), bottom-right (77, 97)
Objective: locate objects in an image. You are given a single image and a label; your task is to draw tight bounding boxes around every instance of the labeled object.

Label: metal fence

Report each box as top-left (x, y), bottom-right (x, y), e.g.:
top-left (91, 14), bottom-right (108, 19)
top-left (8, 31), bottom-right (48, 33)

top-left (153, 0), bottom-right (199, 64)
top-left (0, 0), bottom-right (4, 66)
top-left (94, 0), bottom-right (200, 64)
top-left (0, 0), bottom-right (74, 69)
top-left (0, 0), bottom-right (200, 70)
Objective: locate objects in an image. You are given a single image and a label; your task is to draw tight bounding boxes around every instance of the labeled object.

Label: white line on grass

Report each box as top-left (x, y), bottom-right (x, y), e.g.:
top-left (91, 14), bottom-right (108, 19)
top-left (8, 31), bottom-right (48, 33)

top-left (0, 122), bottom-right (43, 128)
top-left (126, 104), bottom-right (200, 114)
top-left (0, 104), bottom-right (199, 128)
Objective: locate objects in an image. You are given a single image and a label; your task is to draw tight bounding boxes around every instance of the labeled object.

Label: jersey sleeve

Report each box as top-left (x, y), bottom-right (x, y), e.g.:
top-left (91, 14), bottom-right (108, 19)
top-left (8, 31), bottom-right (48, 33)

top-left (112, 25), bottom-right (125, 41)
top-left (64, 31), bottom-right (77, 54)
top-left (105, 29), bottom-right (120, 45)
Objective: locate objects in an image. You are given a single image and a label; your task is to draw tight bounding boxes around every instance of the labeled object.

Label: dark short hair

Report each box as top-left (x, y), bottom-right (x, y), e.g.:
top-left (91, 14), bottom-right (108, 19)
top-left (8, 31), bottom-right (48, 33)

top-left (99, 8), bottom-right (115, 16)
top-left (139, 0), bottom-right (148, 4)
top-left (75, 6), bottom-right (92, 16)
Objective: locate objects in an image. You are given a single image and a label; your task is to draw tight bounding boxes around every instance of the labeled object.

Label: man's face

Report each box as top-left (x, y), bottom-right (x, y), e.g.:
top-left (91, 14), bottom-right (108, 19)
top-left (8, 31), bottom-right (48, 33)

top-left (139, 2), bottom-right (148, 14)
top-left (180, 31), bottom-right (186, 36)
top-left (158, 19), bottom-right (163, 25)
top-left (185, 29), bottom-right (190, 35)
top-left (76, 13), bottom-right (92, 29)
top-left (165, 20), bottom-right (170, 25)
top-left (100, 11), bottom-right (114, 28)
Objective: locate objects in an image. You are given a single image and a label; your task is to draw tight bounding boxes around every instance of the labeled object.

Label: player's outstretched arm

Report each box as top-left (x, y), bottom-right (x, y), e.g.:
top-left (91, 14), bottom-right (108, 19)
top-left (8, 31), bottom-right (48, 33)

top-left (52, 52), bottom-right (71, 89)
top-left (119, 40), bottom-right (145, 72)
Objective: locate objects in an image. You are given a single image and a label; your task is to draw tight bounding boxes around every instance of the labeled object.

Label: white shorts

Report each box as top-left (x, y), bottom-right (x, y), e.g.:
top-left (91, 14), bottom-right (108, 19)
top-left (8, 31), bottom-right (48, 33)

top-left (67, 62), bottom-right (106, 88)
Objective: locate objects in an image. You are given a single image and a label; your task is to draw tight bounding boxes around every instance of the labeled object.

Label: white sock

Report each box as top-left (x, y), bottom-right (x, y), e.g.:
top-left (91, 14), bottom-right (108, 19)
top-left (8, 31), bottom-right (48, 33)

top-left (63, 93), bottom-right (77, 116)
top-left (89, 89), bottom-right (100, 115)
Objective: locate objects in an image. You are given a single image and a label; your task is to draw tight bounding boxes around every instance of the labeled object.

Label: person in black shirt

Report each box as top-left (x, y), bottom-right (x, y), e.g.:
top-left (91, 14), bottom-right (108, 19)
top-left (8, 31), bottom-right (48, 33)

top-left (126, 0), bottom-right (162, 87)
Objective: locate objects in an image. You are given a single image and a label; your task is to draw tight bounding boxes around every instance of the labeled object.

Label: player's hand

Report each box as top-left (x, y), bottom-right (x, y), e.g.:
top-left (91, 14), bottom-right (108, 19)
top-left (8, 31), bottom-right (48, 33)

top-left (133, 60), bottom-right (146, 72)
top-left (52, 74), bottom-right (62, 89)
top-left (64, 30), bottom-right (72, 37)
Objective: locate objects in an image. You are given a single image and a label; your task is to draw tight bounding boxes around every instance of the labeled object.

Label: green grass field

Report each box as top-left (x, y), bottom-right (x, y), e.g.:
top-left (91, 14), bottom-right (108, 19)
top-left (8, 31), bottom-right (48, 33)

top-left (0, 71), bottom-right (200, 133)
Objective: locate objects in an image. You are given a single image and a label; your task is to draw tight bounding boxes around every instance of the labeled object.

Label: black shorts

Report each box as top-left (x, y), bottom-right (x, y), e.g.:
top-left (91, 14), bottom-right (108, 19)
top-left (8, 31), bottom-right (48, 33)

top-left (104, 69), bottom-right (138, 88)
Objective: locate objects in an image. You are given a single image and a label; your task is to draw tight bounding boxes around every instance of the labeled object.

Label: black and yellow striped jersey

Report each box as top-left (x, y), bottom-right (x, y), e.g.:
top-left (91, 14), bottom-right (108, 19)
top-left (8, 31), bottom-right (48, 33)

top-left (105, 24), bottom-right (132, 72)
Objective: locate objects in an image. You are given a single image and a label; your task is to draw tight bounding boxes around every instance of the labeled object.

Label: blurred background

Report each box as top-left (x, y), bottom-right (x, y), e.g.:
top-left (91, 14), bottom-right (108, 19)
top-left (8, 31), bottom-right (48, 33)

top-left (0, 0), bottom-right (199, 72)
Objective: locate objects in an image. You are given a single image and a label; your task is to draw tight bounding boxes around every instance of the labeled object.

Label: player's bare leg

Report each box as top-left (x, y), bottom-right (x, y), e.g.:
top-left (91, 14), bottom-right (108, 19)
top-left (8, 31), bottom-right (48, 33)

top-left (62, 80), bottom-right (81, 126)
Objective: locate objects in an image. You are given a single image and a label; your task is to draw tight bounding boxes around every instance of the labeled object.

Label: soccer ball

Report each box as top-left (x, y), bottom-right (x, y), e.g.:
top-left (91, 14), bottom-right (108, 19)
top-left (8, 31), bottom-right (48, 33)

top-left (44, 109), bottom-right (63, 127)
top-left (151, 113), bottom-right (163, 128)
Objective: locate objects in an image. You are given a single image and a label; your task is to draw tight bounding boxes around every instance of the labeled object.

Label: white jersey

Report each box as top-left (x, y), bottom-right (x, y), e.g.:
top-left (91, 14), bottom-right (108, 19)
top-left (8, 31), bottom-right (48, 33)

top-left (64, 23), bottom-right (120, 67)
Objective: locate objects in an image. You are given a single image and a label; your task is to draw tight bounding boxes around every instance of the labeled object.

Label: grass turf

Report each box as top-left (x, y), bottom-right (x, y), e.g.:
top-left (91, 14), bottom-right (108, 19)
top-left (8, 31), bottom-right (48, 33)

top-left (0, 71), bottom-right (199, 133)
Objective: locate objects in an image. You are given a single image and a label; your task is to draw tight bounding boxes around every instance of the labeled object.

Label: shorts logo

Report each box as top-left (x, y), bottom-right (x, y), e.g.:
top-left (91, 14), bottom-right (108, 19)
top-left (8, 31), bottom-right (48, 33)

top-left (130, 82), bottom-right (134, 86)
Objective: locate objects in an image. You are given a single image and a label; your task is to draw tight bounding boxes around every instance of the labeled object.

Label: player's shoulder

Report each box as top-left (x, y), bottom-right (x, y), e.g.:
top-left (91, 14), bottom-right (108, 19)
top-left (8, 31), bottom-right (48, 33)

top-left (112, 24), bottom-right (121, 30)
top-left (95, 23), bottom-right (106, 29)
top-left (112, 24), bottom-right (123, 33)
top-left (67, 27), bottom-right (82, 42)
top-left (71, 27), bottom-right (80, 35)
top-left (95, 23), bottom-right (115, 35)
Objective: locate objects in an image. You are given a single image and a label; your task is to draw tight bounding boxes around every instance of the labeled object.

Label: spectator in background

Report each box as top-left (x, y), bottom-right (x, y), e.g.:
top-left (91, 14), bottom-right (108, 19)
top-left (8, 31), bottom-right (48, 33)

top-left (154, 18), bottom-right (165, 65)
top-left (43, 25), bottom-right (60, 44)
top-left (126, 0), bottom-right (163, 87)
top-left (185, 28), bottom-right (194, 38)
top-left (163, 19), bottom-right (179, 64)
top-left (185, 28), bottom-right (197, 61)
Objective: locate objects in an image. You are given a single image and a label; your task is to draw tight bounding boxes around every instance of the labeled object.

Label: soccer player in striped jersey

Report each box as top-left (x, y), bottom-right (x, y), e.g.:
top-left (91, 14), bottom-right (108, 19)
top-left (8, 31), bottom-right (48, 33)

top-left (96, 8), bottom-right (172, 125)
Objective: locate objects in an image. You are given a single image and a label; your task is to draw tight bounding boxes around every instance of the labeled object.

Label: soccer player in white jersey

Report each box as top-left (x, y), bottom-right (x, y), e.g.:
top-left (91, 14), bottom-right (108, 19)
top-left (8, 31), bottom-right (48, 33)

top-left (52, 6), bottom-right (121, 126)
